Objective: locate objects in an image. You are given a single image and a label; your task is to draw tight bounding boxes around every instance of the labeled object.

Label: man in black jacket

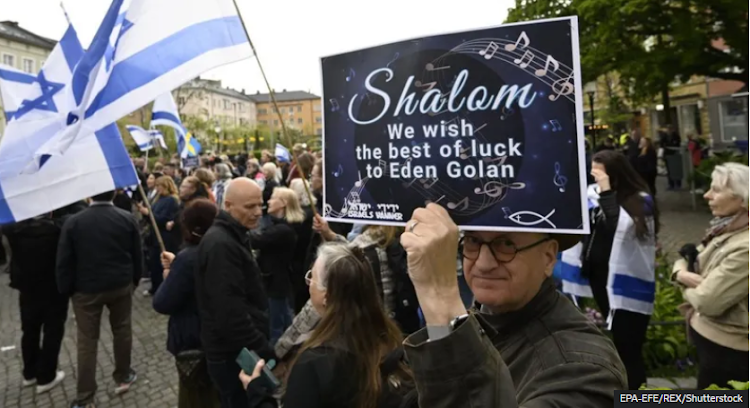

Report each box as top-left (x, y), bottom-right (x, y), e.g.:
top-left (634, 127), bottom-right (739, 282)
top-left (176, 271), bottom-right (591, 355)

top-left (195, 178), bottom-right (272, 408)
top-left (3, 202), bottom-right (85, 394)
top-left (56, 191), bottom-right (143, 407)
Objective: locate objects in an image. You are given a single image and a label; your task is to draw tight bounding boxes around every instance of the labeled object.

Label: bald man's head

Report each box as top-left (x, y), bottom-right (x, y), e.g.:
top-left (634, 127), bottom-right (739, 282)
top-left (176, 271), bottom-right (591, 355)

top-left (224, 178), bottom-right (263, 229)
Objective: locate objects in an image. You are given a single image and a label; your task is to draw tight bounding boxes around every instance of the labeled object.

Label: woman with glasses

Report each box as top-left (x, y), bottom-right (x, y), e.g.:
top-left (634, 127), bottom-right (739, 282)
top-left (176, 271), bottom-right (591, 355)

top-left (240, 242), bottom-right (413, 408)
top-left (580, 150), bottom-right (659, 389)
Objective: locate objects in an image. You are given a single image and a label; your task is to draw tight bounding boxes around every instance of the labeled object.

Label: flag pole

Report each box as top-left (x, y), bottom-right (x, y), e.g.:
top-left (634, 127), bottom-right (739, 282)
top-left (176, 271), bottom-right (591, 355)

top-left (137, 182), bottom-right (166, 253)
top-left (231, 0), bottom-right (317, 216)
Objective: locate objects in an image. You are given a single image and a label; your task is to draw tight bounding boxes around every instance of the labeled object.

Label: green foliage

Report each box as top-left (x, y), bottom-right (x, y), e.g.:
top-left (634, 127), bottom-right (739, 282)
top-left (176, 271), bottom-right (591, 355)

top-left (505, 0), bottom-right (749, 104)
top-left (691, 151), bottom-right (750, 189)
top-left (641, 381), bottom-right (749, 391)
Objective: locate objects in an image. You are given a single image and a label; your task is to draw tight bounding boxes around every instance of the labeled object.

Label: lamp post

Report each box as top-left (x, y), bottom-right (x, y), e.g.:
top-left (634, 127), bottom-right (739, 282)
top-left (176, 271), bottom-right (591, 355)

top-left (214, 125), bottom-right (222, 153)
top-left (584, 82), bottom-right (597, 151)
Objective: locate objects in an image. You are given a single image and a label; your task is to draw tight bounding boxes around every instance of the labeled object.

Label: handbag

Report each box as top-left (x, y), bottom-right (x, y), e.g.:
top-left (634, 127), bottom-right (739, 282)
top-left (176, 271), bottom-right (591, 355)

top-left (175, 349), bottom-right (206, 383)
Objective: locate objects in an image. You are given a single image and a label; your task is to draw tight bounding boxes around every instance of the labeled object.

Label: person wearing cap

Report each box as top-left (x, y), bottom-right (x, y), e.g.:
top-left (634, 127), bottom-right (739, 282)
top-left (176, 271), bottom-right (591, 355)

top-left (399, 204), bottom-right (626, 408)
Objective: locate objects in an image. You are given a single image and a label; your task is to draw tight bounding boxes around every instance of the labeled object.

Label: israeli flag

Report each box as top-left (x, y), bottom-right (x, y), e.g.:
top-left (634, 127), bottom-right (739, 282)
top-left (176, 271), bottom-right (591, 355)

top-left (0, 23), bottom-right (136, 225)
top-left (151, 92), bottom-right (199, 158)
top-left (126, 125), bottom-right (166, 151)
top-left (31, 0), bottom-right (253, 169)
top-left (275, 143), bottom-right (291, 163)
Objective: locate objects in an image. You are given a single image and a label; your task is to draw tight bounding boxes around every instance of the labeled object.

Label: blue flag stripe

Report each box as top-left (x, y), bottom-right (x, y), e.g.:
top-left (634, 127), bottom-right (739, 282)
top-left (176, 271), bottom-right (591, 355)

top-left (84, 16), bottom-right (246, 119)
top-left (0, 181), bottom-right (13, 225)
top-left (0, 68), bottom-right (36, 84)
top-left (59, 26), bottom-right (85, 72)
top-left (611, 274), bottom-right (656, 303)
top-left (95, 124), bottom-right (139, 189)
top-left (152, 111), bottom-right (186, 134)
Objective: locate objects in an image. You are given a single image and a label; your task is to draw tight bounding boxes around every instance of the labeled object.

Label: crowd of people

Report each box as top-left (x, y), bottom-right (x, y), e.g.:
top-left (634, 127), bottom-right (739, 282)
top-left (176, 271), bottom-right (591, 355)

top-left (0, 140), bottom-right (747, 408)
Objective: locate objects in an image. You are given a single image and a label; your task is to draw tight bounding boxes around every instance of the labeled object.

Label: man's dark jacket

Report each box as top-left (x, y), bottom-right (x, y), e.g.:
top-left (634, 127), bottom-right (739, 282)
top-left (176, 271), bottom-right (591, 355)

top-left (195, 211), bottom-right (274, 361)
top-left (56, 202), bottom-right (143, 295)
top-left (404, 279), bottom-right (627, 407)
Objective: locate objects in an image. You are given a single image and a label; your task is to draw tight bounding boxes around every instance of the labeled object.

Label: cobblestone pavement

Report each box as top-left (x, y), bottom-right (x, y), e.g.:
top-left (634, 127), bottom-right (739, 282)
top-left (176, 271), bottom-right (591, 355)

top-left (0, 176), bottom-right (713, 406)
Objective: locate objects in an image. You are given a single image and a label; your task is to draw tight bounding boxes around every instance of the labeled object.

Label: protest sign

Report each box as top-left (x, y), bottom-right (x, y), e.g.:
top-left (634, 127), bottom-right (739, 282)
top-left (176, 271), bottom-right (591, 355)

top-left (182, 156), bottom-right (199, 169)
top-left (321, 16), bottom-right (589, 233)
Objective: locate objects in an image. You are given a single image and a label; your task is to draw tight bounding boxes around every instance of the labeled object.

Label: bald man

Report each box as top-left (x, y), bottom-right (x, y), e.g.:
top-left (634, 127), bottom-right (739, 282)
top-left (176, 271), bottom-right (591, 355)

top-left (194, 178), bottom-right (273, 408)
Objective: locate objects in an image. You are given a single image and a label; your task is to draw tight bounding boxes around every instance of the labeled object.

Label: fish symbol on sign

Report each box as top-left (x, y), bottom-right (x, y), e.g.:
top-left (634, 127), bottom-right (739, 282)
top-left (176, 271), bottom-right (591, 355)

top-left (503, 208), bottom-right (557, 228)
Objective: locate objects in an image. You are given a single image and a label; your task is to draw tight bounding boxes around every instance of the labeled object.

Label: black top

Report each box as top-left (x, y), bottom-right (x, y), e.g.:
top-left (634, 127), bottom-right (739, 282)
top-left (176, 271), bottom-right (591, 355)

top-left (636, 148), bottom-right (658, 176)
top-left (282, 347), bottom-right (359, 408)
top-left (194, 211), bottom-right (274, 361)
top-left (56, 203), bottom-right (143, 295)
top-left (251, 216), bottom-right (297, 299)
top-left (150, 195), bottom-right (181, 253)
top-left (153, 245), bottom-right (202, 356)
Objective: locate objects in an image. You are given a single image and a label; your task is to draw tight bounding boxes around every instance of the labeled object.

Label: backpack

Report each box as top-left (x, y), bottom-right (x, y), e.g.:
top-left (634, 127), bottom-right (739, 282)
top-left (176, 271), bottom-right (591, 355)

top-left (363, 241), bottom-right (422, 335)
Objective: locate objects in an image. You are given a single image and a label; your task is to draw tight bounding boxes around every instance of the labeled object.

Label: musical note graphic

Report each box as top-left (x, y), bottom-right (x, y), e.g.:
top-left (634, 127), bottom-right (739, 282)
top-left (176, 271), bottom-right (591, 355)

top-left (332, 164), bottom-right (343, 177)
top-left (549, 119), bottom-right (562, 132)
top-left (354, 170), bottom-right (363, 187)
top-left (447, 197), bottom-right (469, 211)
top-left (535, 55), bottom-right (559, 77)
top-left (503, 208), bottom-right (557, 228)
top-left (345, 68), bottom-right (355, 82)
top-left (553, 162), bottom-right (568, 192)
top-left (420, 177), bottom-right (438, 189)
top-left (504, 31), bottom-right (529, 52)
top-left (329, 98), bottom-right (340, 112)
top-left (473, 181), bottom-right (526, 198)
top-left (459, 146), bottom-right (471, 160)
top-left (482, 155), bottom-right (508, 164)
top-left (513, 50), bottom-right (534, 69)
top-left (425, 195), bottom-right (446, 206)
top-left (549, 73), bottom-right (574, 101)
top-left (478, 42), bottom-right (499, 60)
top-left (402, 178), bottom-right (418, 188)
top-left (349, 191), bottom-right (361, 204)
top-left (386, 52), bottom-right (400, 68)
top-left (425, 63), bottom-right (450, 71)
top-left (378, 159), bottom-right (388, 175)
top-left (500, 106), bottom-right (514, 120)
top-left (414, 80), bottom-right (437, 92)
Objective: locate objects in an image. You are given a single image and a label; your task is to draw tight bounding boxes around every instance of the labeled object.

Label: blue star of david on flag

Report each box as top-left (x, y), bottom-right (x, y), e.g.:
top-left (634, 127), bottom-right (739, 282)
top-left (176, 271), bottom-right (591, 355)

top-left (11, 72), bottom-right (65, 120)
top-left (104, 14), bottom-right (134, 71)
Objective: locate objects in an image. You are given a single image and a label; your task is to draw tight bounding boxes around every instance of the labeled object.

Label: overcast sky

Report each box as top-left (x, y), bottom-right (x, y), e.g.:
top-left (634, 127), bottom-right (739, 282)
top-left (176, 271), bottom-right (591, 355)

top-left (1, 0), bottom-right (514, 96)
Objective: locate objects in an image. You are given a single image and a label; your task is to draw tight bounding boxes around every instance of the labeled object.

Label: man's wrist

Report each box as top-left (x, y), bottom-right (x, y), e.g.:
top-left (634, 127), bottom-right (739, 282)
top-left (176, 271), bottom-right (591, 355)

top-left (416, 287), bottom-right (467, 326)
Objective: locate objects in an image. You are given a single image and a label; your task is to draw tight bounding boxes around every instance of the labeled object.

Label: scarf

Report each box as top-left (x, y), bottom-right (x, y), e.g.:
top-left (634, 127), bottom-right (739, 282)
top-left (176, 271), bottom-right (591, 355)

top-left (702, 212), bottom-right (749, 246)
top-left (560, 184), bottom-right (656, 327)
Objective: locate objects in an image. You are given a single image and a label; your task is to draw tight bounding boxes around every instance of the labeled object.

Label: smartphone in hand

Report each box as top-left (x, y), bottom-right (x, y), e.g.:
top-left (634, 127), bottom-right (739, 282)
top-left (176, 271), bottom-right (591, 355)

top-left (236, 348), bottom-right (281, 390)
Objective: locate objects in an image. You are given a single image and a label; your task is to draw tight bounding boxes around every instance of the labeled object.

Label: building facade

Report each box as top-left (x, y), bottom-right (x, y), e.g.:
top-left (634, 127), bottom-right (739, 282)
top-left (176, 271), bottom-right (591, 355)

top-left (252, 90), bottom-right (322, 136)
top-left (0, 21), bottom-right (55, 135)
top-left (175, 77), bottom-right (257, 128)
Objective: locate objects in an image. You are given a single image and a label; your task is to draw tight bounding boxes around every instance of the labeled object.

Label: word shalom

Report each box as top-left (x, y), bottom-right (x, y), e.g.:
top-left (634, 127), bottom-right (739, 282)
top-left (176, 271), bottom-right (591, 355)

top-left (348, 68), bottom-right (537, 125)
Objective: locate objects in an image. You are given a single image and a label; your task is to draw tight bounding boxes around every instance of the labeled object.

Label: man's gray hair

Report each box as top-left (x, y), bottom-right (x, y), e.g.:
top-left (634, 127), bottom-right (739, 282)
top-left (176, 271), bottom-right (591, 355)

top-left (215, 163), bottom-right (232, 180)
top-left (712, 162), bottom-right (749, 208)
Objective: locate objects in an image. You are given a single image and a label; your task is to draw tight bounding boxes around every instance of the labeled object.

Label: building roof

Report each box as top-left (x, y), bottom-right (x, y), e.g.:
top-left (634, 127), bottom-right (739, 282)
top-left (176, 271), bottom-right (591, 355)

top-left (0, 21), bottom-right (56, 50)
top-left (249, 90), bottom-right (320, 103)
top-left (182, 80), bottom-right (255, 102)
top-left (733, 84), bottom-right (748, 98)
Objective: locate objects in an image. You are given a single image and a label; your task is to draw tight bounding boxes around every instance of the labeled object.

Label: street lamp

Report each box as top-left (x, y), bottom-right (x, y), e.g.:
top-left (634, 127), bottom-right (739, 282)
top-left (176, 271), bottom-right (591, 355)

top-left (584, 81), bottom-right (597, 151)
top-left (214, 125), bottom-right (222, 153)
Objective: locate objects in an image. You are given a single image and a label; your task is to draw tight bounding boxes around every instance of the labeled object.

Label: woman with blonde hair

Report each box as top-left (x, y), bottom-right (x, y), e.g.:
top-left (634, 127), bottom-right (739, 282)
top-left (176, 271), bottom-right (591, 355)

top-left (194, 168), bottom-right (216, 203)
top-left (261, 162), bottom-right (279, 214)
top-left (138, 176), bottom-right (181, 296)
top-left (672, 162), bottom-right (749, 389)
top-left (288, 179), bottom-right (316, 313)
top-left (250, 187), bottom-right (304, 344)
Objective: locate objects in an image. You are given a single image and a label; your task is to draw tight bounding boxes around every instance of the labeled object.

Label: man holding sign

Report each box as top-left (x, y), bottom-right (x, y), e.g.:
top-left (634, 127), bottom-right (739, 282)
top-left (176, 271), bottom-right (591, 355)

top-left (321, 15), bottom-right (626, 407)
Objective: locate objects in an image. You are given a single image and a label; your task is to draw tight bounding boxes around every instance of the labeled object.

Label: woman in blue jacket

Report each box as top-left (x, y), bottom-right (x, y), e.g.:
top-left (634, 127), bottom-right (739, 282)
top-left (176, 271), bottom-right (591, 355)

top-left (154, 198), bottom-right (219, 408)
top-left (140, 176), bottom-right (180, 296)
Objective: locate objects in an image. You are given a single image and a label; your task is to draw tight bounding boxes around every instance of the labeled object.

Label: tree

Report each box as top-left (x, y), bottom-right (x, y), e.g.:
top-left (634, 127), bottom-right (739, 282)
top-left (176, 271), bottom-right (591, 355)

top-left (506, 0), bottom-right (749, 121)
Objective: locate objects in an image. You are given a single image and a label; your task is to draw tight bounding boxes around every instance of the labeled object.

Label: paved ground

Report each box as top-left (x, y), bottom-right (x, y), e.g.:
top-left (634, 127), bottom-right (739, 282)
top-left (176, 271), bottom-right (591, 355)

top-left (0, 176), bottom-right (714, 406)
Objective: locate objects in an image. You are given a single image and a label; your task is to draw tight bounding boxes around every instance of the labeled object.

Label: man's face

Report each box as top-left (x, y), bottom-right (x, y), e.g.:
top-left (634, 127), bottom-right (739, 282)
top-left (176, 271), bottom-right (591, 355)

top-left (462, 231), bottom-right (557, 313)
top-left (179, 181), bottom-right (196, 200)
top-left (164, 166), bottom-right (174, 176)
top-left (225, 186), bottom-right (263, 229)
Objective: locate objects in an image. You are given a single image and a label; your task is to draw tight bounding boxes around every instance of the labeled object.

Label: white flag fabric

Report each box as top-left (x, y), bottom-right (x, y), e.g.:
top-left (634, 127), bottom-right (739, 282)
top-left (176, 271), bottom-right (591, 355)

top-left (0, 23), bottom-right (137, 224)
top-left (30, 0), bottom-right (253, 169)
top-left (275, 143), bottom-right (291, 163)
top-left (151, 92), bottom-right (194, 158)
top-left (126, 125), bottom-right (167, 151)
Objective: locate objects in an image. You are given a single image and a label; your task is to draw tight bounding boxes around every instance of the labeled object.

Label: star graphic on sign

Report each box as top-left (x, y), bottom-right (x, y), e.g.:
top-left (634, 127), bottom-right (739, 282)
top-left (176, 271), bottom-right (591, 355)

top-left (12, 71), bottom-right (64, 120)
top-left (104, 17), bottom-right (134, 71)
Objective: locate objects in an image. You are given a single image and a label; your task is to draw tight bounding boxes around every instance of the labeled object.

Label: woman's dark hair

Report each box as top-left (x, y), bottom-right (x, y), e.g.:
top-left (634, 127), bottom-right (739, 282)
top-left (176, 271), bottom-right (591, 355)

top-left (150, 172), bottom-right (163, 179)
top-left (182, 176), bottom-right (209, 201)
top-left (180, 199), bottom-right (218, 245)
top-left (296, 152), bottom-right (315, 177)
top-left (297, 243), bottom-right (410, 408)
top-left (592, 150), bottom-right (660, 239)
top-left (91, 190), bottom-right (116, 202)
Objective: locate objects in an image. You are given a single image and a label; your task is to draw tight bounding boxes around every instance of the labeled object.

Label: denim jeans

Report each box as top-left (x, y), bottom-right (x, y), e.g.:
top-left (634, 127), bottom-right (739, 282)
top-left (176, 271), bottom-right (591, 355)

top-left (206, 358), bottom-right (247, 408)
top-left (268, 297), bottom-right (293, 346)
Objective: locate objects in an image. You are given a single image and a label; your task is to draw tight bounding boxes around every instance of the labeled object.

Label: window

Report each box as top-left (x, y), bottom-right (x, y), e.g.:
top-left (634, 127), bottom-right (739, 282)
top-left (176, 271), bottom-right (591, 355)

top-left (677, 104), bottom-right (701, 137)
top-left (2, 53), bottom-right (15, 67)
top-left (315, 116), bottom-right (322, 124)
top-left (274, 120), bottom-right (279, 126)
top-left (212, 99), bottom-right (216, 107)
top-left (316, 128), bottom-right (323, 135)
top-left (313, 103), bottom-right (321, 111)
top-left (297, 118), bottom-right (303, 124)
top-left (719, 99), bottom-right (748, 142)
top-left (238, 103), bottom-right (245, 112)
top-left (258, 108), bottom-right (267, 115)
top-left (22, 58), bottom-right (34, 73)
top-left (260, 120), bottom-right (268, 125)
top-left (223, 99), bottom-right (231, 109)
top-left (178, 97), bottom-right (186, 106)
top-left (297, 106), bottom-right (302, 112)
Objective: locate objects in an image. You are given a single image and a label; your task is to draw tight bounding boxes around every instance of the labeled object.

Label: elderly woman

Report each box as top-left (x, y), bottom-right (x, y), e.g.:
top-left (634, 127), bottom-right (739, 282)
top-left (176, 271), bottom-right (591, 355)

top-left (672, 162), bottom-right (749, 389)
top-left (212, 163), bottom-right (233, 209)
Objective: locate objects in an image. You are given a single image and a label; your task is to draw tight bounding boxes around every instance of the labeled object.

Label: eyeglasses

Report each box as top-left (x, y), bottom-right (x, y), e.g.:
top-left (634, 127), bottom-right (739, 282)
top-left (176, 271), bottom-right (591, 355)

top-left (459, 235), bottom-right (551, 263)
